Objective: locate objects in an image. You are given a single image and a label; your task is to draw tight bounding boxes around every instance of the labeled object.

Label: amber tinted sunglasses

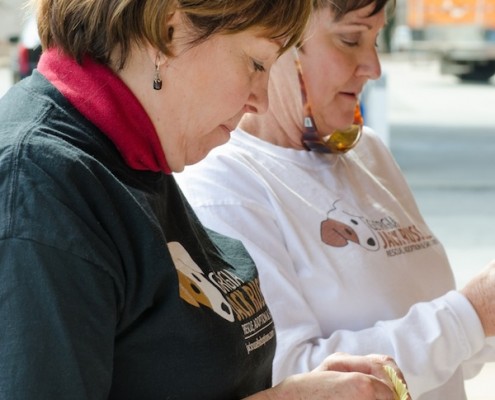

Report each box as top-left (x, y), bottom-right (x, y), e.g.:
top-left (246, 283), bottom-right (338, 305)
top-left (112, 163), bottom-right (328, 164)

top-left (294, 49), bottom-right (363, 153)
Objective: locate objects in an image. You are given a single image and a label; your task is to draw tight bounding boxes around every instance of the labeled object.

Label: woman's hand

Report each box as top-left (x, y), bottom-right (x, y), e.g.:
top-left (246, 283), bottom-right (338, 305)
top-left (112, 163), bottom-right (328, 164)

top-left (315, 353), bottom-right (411, 400)
top-left (246, 353), bottom-right (411, 400)
top-left (315, 352), bottom-right (405, 383)
top-left (461, 259), bottom-right (495, 336)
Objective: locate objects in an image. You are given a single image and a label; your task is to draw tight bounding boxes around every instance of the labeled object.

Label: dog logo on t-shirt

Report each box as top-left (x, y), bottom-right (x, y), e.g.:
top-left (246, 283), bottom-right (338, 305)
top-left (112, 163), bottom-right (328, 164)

top-left (168, 241), bottom-right (235, 321)
top-left (321, 200), bottom-right (379, 251)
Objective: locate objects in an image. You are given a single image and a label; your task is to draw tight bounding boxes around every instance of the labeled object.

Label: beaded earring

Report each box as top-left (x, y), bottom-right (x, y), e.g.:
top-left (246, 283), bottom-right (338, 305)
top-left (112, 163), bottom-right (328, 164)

top-left (153, 56), bottom-right (162, 91)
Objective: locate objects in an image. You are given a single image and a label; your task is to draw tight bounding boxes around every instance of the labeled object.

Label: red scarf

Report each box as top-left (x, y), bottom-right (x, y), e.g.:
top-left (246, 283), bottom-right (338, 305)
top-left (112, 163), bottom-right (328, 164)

top-left (37, 48), bottom-right (171, 174)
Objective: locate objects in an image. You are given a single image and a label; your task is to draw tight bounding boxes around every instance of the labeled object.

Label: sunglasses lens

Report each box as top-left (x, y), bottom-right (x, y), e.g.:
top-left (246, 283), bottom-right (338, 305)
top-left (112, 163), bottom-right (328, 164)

top-left (323, 123), bottom-right (362, 153)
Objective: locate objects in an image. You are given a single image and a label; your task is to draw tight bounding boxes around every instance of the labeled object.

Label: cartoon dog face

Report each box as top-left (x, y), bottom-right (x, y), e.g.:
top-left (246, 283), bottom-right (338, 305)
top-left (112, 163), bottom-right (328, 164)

top-left (321, 201), bottom-right (379, 251)
top-left (168, 242), bottom-right (235, 322)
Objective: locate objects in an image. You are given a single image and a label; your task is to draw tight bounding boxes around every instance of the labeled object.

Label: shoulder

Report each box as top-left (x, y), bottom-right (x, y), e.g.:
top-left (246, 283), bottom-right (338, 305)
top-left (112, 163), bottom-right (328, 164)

top-left (357, 126), bottom-right (390, 152)
top-left (0, 74), bottom-right (125, 188)
top-left (350, 126), bottom-right (416, 198)
top-left (0, 89), bottom-right (129, 258)
top-left (0, 110), bottom-right (112, 198)
top-left (352, 126), bottom-right (398, 167)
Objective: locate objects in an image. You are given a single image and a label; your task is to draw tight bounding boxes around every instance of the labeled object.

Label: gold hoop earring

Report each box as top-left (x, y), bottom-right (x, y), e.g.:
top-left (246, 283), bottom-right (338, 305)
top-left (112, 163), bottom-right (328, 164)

top-left (153, 56), bottom-right (162, 91)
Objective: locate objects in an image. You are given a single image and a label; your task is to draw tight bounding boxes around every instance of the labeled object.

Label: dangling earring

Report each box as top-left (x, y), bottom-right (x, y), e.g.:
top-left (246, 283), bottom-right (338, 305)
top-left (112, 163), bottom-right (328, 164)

top-left (153, 55), bottom-right (162, 90)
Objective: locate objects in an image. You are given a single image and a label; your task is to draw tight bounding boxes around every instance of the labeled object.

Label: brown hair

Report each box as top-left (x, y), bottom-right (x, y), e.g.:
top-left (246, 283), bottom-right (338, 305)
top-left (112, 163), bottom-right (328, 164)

top-left (34, 0), bottom-right (312, 69)
top-left (313, 0), bottom-right (395, 20)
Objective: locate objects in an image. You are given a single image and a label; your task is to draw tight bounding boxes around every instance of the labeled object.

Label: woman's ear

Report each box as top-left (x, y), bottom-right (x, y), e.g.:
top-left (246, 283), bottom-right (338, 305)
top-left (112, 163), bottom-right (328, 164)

top-left (163, 10), bottom-right (189, 57)
top-left (165, 11), bottom-right (178, 48)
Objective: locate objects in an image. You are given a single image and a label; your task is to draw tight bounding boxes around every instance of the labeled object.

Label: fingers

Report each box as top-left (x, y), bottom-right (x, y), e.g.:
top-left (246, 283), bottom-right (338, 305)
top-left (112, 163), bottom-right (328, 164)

top-left (268, 370), bottom-right (400, 400)
top-left (346, 371), bottom-right (410, 400)
top-left (368, 374), bottom-right (398, 400)
top-left (316, 352), bottom-right (397, 376)
top-left (315, 353), bottom-right (411, 400)
top-left (331, 371), bottom-right (399, 400)
top-left (370, 354), bottom-right (408, 388)
top-left (315, 352), bottom-right (377, 373)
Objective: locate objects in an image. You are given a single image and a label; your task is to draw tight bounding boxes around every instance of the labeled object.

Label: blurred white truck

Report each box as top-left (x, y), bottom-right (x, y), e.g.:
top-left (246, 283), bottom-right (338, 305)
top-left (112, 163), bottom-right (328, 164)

top-left (407, 0), bottom-right (495, 82)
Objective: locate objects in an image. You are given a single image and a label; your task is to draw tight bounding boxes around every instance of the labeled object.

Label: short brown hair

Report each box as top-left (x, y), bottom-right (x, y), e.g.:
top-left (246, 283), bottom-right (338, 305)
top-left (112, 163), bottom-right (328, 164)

top-left (34, 0), bottom-right (312, 69)
top-left (313, 0), bottom-right (395, 20)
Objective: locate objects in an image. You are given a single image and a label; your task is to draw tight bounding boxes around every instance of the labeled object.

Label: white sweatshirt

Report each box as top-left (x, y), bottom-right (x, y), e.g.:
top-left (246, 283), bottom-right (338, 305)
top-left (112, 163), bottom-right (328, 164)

top-left (176, 127), bottom-right (495, 400)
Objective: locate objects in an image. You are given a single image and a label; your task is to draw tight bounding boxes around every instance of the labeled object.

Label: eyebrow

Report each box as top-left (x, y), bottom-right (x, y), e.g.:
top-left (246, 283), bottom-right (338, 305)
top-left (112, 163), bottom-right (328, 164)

top-left (341, 22), bottom-right (373, 31)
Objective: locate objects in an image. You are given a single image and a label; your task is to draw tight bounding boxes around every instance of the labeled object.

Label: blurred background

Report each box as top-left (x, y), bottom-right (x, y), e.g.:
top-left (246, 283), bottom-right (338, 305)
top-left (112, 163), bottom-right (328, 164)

top-left (0, 0), bottom-right (494, 398)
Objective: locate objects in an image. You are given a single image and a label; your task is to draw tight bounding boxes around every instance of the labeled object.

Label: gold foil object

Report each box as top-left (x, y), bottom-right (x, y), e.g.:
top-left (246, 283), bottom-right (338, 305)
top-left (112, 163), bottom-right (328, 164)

top-left (383, 365), bottom-right (410, 400)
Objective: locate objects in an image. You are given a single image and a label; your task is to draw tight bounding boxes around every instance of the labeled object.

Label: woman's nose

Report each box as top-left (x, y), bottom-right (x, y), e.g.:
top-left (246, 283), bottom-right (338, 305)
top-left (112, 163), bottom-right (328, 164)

top-left (245, 75), bottom-right (270, 114)
top-left (358, 49), bottom-right (382, 80)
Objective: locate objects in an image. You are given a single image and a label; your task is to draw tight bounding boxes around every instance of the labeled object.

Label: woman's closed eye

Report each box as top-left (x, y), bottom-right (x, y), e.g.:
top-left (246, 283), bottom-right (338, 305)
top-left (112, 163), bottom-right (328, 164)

top-left (253, 60), bottom-right (266, 72)
top-left (339, 34), bottom-right (360, 47)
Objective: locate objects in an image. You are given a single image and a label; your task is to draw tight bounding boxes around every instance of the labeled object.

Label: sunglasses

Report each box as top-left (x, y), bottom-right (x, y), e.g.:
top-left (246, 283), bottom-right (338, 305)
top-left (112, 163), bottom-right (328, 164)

top-left (294, 49), bottom-right (363, 154)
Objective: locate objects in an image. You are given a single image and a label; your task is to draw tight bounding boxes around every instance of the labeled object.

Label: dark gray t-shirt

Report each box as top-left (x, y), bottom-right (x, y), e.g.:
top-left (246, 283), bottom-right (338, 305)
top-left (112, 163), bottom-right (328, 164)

top-left (0, 73), bottom-right (276, 400)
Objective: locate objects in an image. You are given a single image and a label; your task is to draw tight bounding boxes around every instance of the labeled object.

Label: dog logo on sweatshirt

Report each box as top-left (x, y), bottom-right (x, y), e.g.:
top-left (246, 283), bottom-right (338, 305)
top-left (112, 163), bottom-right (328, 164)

top-left (168, 241), bottom-right (235, 321)
top-left (321, 201), bottom-right (379, 251)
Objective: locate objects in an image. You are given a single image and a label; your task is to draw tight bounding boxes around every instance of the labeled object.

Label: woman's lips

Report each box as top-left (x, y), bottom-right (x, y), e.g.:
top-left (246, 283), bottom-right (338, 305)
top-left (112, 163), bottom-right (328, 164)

top-left (220, 124), bottom-right (233, 134)
top-left (340, 91), bottom-right (358, 99)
